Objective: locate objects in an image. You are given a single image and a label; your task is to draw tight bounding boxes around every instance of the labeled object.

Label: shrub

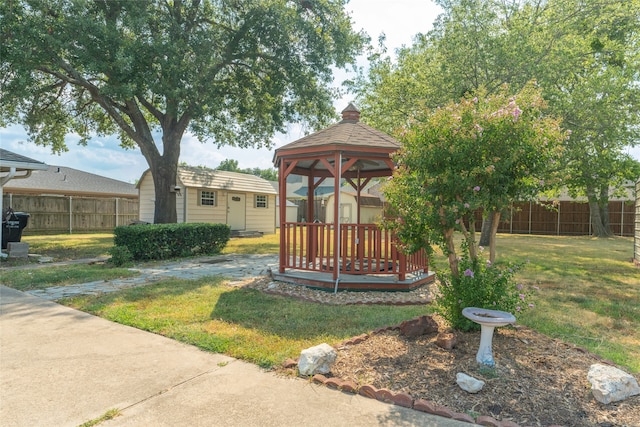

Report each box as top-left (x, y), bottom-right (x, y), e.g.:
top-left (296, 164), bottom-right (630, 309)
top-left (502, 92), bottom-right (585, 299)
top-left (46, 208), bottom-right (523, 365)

top-left (107, 245), bottom-right (134, 267)
top-left (113, 223), bottom-right (231, 261)
top-left (434, 250), bottom-right (536, 331)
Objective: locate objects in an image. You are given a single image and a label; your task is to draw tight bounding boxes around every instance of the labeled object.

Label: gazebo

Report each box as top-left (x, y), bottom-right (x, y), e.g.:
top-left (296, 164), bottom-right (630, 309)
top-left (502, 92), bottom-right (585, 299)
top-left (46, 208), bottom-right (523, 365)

top-left (272, 104), bottom-right (434, 291)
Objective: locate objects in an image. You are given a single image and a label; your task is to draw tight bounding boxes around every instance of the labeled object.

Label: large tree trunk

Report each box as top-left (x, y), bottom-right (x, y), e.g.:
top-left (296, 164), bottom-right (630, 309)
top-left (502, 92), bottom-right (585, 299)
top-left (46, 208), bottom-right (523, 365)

top-left (151, 158), bottom-right (179, 224)
top-left (135, 110), bottom-right (186, 224)
top-left (587, 186), bottom-right (613, 237)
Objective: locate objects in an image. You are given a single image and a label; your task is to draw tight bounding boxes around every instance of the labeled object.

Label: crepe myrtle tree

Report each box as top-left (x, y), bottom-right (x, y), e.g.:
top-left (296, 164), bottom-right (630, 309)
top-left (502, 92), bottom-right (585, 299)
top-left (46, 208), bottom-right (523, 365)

top-left (0, 0), bottom-right (365, 223)
top-left (383, 82), bottom-right (568, 278)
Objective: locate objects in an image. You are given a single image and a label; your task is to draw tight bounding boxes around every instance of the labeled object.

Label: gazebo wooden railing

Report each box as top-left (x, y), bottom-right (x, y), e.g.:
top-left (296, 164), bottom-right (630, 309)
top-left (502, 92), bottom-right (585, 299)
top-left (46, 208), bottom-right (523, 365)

top-left (281, 222), bottom-right (428, 281)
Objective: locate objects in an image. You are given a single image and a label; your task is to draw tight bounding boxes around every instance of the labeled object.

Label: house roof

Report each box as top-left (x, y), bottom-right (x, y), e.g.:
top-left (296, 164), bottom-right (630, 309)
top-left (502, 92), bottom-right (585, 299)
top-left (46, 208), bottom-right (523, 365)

top-left (0, 149), bottom-right (48, 174)
top-left (144, 166), bottom-right (276, 195)
top-left (3, 165), bottom-right (138, 198)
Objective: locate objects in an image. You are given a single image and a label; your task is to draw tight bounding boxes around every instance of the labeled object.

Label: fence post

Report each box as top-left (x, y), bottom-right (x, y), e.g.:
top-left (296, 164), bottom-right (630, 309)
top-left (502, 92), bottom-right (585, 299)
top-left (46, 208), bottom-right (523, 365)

top-left (620, 201), bottom-right (624, 236)
top-left (115, 197), bottom-right (119, 227)
top-left (69, 196), bottom-right (73, 234)
top-left (557, 202), bottom-right (561, 236)
top-left (528, 201), bottom-right (532, 234)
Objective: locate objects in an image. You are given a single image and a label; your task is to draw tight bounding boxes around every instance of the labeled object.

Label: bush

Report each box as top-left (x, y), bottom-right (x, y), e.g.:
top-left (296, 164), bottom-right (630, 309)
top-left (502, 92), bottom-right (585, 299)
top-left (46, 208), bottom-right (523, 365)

top-left (113, 223), bottom-right (231, 261)
top-left (434, 251), bottom-right (536, 331)
top-left (108, 245), bottom-right (134, 267)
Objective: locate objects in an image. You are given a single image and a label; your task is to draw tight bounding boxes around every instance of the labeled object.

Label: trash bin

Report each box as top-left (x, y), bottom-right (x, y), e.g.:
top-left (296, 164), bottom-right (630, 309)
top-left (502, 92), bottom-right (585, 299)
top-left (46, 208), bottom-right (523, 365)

top-left (2, 210), bottom-right (30, 249)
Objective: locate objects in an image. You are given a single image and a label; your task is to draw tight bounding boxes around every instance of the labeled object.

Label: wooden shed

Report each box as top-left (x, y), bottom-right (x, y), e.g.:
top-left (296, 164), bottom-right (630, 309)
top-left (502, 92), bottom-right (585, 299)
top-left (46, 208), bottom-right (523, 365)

top-left (137, 166), bottom-right (277, 234)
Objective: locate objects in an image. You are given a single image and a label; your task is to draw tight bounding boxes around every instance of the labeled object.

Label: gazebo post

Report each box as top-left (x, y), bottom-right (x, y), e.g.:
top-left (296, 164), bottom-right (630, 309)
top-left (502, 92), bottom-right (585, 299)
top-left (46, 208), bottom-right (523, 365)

top-left (306, 173), bottom-right (316, 267)
top-left (332, 151), bottom-right (342, 285)
top-left (278, 160), bottom-right (287, 274)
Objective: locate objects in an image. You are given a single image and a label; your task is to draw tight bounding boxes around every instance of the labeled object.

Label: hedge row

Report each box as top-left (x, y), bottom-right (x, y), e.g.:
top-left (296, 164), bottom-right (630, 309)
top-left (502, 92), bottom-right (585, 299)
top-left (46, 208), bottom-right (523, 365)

top-left (113, 223), bottom-right (231, 261)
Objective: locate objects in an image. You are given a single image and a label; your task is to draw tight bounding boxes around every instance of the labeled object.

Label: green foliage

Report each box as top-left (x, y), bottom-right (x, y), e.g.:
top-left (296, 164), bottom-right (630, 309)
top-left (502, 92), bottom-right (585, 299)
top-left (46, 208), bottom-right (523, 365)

top-left (1, 0), bottom-right (364, 223)
top-left (113, 223), bottom-right (230, 261)
top-left (435, 249), bottom-right (535, 331)
top-left (355, 0), bottom-right (640, 236)
top-left (107, 245), bottom-right (133, 267)
top-left (384, 83), bottom-right (566, 259)
top-left (215, 159), bottom-right (278, 181)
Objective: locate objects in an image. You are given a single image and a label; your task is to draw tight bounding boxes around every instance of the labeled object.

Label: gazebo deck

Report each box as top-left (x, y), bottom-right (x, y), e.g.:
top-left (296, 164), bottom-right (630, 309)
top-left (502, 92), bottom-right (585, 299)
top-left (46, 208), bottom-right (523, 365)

top-left (272, 269), bottom-right (435, 291)
top-left (276, 222), bottom-right (434, 291)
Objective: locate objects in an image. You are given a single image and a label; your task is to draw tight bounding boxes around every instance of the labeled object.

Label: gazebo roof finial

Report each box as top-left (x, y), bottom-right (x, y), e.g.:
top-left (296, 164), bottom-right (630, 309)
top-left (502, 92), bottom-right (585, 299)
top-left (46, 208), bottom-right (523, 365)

top-left (341, 102), bottom-right (360, 122)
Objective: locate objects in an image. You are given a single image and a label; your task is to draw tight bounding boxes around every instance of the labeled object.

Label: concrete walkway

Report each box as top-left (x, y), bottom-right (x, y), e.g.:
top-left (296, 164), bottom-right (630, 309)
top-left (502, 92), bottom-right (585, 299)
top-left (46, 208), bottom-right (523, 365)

top-left (0, 286), bottom-right (473, 426)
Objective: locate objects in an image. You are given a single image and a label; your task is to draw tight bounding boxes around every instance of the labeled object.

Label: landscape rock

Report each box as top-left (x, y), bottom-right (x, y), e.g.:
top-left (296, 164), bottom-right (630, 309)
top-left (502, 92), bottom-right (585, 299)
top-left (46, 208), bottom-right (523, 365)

top-left (456, 372), bottom-right (485, 393)
top-left (435, 332), bottom-right (458, 350)
top-left (298, 343), bottom-right (337, 376)
top-left (399, 315), bottom-right (439, 338)
top-left (587, 363), bottom-right (640, 404)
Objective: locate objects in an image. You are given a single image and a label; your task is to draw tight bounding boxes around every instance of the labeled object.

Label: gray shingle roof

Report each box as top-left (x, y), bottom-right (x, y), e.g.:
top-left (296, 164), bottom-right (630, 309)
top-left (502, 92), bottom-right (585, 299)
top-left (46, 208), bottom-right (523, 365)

top-left (0, 148), bottom-right (48, 172)
top-left (3, 165), bottom-right (137, 197)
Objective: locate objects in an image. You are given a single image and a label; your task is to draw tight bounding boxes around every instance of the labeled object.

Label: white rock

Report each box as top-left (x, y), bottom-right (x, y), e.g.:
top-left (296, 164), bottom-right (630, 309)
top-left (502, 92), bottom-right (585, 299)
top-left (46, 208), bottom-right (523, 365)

top-left (587, 363), bottom-right (640, 404)
top-left (298, 343), bottom-right (337, 376)
top-left (456, 372), bottom-right (485, 393)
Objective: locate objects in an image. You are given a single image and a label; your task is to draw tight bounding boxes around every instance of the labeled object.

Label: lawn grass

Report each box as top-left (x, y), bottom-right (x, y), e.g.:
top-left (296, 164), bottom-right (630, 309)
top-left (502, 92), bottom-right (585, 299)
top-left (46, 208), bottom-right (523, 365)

top-left (64, 276), bottom-right (428, 368)
top-left (496, 235), bottom-right (639, 372)
top-left (222, 234), bottom-right (279, 255)
top-left (0, 264), bottom-right (138, 291)
top-left (6, 231), bottom-right (638, 373)
top-left (21, 233), bottom-right (115, 260)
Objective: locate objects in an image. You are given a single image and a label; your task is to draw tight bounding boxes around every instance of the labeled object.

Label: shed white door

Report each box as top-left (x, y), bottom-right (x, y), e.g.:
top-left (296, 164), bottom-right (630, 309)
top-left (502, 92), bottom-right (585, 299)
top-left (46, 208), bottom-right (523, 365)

top-left (227, 193), bottom-right (246, 230)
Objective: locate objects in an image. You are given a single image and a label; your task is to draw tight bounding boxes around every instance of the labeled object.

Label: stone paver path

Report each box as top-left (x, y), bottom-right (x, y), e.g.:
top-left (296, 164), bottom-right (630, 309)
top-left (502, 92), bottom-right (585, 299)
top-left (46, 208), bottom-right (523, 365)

top-left (24, 254), bottom-right (279, 301)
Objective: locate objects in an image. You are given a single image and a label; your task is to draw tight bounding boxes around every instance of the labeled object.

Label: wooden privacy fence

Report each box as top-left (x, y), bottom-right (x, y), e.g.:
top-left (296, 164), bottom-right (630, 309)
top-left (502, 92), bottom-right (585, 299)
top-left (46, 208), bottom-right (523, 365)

top-left (476, 200), bottom-right (635, 237)
top-left (2, 194), bottom-right (139, 234)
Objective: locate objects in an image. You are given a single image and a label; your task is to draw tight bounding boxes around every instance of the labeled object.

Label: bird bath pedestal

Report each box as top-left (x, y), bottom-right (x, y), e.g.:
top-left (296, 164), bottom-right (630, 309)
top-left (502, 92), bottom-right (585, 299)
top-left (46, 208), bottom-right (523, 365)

top-left (462, 307), bottom-right (516, 367)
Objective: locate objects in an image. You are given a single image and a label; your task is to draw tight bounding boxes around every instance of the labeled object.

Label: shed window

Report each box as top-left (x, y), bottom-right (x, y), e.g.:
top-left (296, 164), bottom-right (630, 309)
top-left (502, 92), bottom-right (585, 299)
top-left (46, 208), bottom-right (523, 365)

top-left (200, 190), bottom-right (217, 206)
top-left (255, 194), bottom-right (268, 208)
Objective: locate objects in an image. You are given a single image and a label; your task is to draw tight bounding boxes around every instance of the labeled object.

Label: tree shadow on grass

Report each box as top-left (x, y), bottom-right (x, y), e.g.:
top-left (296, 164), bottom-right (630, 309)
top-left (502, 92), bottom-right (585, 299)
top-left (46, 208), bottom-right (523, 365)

top-left (210, 282), bottom-right (427, 341)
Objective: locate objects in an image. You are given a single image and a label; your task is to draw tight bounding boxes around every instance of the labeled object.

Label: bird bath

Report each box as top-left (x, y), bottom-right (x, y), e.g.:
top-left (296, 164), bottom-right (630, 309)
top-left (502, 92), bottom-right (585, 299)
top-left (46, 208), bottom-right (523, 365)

top-left (462, 307), bottom-right (516, 367)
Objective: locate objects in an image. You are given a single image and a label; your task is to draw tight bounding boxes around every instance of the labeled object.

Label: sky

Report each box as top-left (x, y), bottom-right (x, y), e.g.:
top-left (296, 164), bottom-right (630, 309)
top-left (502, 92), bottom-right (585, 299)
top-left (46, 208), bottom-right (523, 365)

top-left (1, 0), bottom-right (638, 183)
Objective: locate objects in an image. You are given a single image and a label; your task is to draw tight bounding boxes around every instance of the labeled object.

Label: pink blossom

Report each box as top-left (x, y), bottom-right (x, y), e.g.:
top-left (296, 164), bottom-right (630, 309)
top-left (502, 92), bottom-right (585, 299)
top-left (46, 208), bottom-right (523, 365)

top-left (473, 186), bottom-right (480, 192)
top-left (464, 269), bottom-right (474, 278)
top-left (516, 306), bottom-right (521, 312)
top-left (528, 303), bottom-right (535, 308)
top-left (464, 203), bottom-right (470, 209)
top-left (519, 294), bottom-right (526, 301)
top-left (512, 106), bottom-right (522, 120)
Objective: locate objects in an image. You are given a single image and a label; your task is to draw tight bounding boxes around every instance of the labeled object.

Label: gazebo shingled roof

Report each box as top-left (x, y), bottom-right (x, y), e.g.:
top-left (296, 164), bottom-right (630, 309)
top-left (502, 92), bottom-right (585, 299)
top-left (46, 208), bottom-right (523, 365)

top-left (273, 103), bottom-right (400, 179)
